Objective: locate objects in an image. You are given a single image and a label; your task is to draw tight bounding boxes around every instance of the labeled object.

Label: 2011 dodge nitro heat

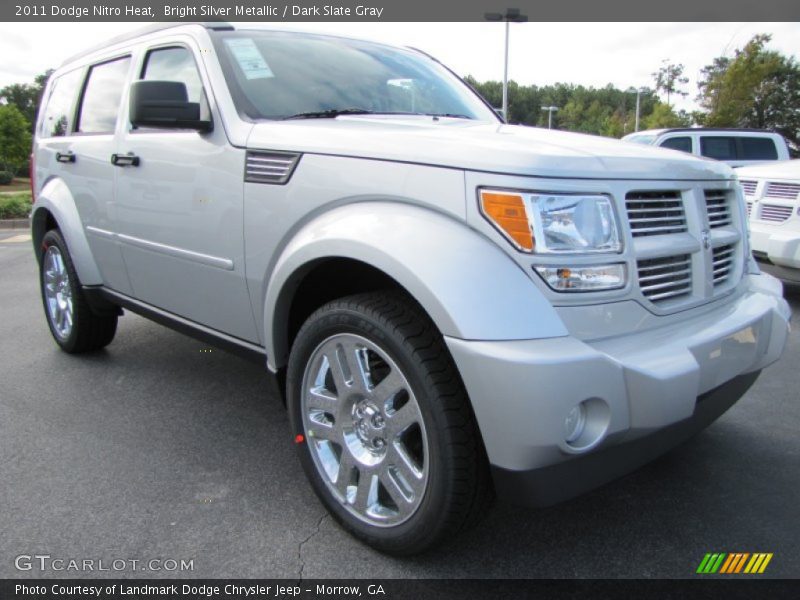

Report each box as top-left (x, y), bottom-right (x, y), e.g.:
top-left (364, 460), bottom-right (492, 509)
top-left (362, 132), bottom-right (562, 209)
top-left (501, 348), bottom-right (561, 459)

top-left (30, 23), bottom-right (790, 554)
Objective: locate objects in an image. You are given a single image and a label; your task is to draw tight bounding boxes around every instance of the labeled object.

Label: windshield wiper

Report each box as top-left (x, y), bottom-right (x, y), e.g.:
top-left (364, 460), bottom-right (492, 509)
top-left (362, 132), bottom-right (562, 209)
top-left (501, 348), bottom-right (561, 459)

top-left (282, 108), bottom-right (375, 120)
top-left (282, 109), bottom-right (476, 121)
top-left (424, 113), bottom-right (474, 120)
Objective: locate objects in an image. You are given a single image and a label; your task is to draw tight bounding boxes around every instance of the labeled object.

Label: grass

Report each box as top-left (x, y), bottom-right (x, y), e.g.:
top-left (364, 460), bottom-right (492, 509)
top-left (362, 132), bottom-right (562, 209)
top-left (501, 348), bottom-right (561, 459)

top-left (0, 192), bottom-right (32, 219)
top-left (0, 177), bottom-right (32, 194)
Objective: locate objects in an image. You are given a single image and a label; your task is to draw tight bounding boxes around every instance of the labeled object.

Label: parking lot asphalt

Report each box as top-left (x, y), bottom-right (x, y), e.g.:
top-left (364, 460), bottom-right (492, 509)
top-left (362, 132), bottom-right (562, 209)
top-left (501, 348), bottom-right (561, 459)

top-left (1, 230), bottom-right (799, 579)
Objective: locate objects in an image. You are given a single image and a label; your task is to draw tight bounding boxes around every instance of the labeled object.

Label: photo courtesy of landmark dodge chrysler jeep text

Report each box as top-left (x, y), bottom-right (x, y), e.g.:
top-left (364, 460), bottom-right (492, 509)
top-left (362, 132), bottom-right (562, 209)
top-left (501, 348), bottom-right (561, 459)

top-left (30, 23), bottom-right (791, 555)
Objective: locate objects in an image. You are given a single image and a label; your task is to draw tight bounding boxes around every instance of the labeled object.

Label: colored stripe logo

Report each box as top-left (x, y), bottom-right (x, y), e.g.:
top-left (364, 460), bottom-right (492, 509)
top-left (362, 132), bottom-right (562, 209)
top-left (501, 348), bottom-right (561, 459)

top-left (697, 553), bottom-right (773, 574)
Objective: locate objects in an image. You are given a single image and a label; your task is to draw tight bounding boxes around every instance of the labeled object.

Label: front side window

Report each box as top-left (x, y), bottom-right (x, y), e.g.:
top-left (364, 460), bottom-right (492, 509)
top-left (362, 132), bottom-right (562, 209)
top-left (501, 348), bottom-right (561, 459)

top-left (39, 69), bottom-right (83, 138)
top-left (77, 56), bottom-right (131, 134)
top-left (660, 136), bottom-right (692, 154)
top-left (140, 46), bottom-right (210, 123)
top-left (211, 31), bottom-right (497, 121)
top-left (740, 137), bottom-right (778, 160)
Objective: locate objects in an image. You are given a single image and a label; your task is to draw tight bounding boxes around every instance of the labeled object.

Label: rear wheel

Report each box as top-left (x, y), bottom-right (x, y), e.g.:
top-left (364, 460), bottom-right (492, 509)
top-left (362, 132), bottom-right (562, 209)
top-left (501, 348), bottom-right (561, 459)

top-left (39, 229), bottom-right (117, 353)
top-left (287, 291), bottom-right (492, 555)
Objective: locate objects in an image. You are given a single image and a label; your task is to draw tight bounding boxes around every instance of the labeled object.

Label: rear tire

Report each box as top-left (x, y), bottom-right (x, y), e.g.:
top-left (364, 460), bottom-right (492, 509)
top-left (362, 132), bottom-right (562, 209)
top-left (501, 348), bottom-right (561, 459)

top-left (287, 291), bottom-right (492, 555)
top-left (39, 229), bottom-right (117, 353)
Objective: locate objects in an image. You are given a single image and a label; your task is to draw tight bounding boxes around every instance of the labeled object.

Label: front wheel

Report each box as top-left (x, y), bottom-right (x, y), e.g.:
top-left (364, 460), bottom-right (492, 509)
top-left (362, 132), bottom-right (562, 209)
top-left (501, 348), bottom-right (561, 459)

top-left (39, 229), bottom-right (118, 353)
top-left (287, 291), bottom-right (491, 555)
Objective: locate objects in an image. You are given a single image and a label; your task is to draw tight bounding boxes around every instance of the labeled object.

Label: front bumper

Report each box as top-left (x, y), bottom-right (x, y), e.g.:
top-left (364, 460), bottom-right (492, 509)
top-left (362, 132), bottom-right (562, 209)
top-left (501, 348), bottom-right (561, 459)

top-left (750, 220), bottom-right (800, 269)
top-left (445, 273), bottom-right (791, 506)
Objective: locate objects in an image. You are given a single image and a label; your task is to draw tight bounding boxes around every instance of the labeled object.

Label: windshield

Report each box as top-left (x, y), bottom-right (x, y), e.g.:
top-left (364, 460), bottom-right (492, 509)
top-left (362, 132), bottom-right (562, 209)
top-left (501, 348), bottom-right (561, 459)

top-left (211, 30), bottom-right (498, 121)
top-left (623, 134), bottom-right (658, 145)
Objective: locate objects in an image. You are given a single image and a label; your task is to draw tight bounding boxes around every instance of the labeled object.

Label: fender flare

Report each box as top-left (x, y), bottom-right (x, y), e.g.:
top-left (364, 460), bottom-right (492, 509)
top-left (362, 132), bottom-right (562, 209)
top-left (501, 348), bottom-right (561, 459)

top-left (264, 202), bottom-right (568, 370)
top-left (30, 177), bottom-right (103, 285)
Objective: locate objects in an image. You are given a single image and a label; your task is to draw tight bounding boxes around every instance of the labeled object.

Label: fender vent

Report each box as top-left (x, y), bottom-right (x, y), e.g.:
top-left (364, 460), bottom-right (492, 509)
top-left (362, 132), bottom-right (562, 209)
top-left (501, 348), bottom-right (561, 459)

top-left (245, 151), bottom-right (301, 184)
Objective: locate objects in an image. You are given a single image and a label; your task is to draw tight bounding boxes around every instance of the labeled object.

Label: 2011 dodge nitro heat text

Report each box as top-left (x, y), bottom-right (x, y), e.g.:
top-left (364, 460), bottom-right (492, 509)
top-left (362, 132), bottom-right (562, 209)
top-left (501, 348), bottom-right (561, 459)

top-left (30, 23), bottom-right (790, 555)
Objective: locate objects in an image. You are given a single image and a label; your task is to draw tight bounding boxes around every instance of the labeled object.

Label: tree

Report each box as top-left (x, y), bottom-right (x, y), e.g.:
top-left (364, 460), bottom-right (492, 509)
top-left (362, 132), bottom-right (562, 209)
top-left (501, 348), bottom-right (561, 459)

top-left (652, 60), bottom-right (689, 106)
top-left (0, 104), bottom-right (32, 179)
top-left (698, 34), bottom-right (800, 147)
top-left (0, 69), bottom-right (52, 131)
top-left (643, 103), bottom-right (691, 129)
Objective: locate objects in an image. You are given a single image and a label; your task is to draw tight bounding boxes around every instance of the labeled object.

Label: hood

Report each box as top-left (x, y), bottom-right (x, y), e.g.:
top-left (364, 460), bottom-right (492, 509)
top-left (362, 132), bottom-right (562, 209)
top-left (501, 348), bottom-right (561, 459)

top-left (246, 116), bottom-right (734, 181)
top-left (736, 159), bottom-right (800, 181)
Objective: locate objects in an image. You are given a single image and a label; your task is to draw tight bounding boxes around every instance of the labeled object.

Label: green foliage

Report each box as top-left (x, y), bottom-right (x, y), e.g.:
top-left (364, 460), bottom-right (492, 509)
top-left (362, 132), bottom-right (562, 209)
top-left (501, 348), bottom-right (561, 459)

top-left (643, 104), bottom-right (692, 129)
top-left (698, 34), bottom-right (800, 147)
top-left (0, 193), bottom-right (32, 219)
top-left (0, 171), bottom-right (14, 185)
top-left (0, 104), bottom-right (32, 174)
top-left (0, 69), bottom-right (52, 131)
top-left (652, 60), bottom-right (689, 106)
top-left (464, 76), bottom-right (679, 137)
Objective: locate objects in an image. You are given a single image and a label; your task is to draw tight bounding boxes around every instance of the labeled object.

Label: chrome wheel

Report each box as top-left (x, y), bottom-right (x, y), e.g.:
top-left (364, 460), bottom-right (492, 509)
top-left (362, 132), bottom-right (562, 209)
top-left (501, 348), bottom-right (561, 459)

top-left (43, 245), bottom-right (74, 341)
top-left (301, 333), bottom-right (429, 527)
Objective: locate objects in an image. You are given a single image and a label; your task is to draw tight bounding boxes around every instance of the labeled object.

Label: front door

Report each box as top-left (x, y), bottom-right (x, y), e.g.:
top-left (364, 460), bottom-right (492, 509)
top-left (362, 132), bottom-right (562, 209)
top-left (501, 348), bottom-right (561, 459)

top-left (114, 41), bottom-right (258, 343)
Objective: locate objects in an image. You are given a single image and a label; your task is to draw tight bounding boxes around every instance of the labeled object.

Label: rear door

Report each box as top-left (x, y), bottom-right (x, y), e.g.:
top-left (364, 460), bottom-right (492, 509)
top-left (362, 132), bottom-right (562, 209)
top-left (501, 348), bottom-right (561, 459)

top-left (113, 39), bottom-right (258, 342)
top-left (38, 56), bottom-right (134, 294)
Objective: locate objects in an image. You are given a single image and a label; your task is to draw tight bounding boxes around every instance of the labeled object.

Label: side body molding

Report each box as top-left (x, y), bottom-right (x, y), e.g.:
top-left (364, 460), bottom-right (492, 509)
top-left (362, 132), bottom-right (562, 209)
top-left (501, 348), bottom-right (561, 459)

top-left (264, 202), bottom-right (569, 370)
top-left (31, 178), bottom-right (103, 285)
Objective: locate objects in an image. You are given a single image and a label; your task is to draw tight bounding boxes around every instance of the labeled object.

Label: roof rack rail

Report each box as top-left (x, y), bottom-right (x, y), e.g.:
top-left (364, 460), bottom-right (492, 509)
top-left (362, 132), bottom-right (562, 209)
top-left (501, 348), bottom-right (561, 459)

top-left (61, 22), bottom-right (235, 66)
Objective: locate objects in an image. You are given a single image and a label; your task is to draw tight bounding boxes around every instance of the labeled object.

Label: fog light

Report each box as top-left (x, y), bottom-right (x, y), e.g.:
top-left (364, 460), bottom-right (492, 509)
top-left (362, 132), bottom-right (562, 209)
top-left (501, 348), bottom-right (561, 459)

top-left (564, 404), bottom-right (587, 443)
top-left (562, 398), bottom-right (611, 453)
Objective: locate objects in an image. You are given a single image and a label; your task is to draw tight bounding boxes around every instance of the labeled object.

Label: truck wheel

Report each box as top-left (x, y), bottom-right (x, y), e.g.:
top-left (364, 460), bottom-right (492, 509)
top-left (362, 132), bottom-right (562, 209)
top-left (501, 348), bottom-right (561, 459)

top-left (39, 229), bottom-right (117, 353)
top-left (287, 291), bottom-right (492, 555)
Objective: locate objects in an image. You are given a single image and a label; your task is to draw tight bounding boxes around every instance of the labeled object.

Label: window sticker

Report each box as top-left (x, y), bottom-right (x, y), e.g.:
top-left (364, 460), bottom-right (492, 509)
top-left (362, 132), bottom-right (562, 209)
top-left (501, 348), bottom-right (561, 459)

top-left (224, 38), bottom-right (274, 80)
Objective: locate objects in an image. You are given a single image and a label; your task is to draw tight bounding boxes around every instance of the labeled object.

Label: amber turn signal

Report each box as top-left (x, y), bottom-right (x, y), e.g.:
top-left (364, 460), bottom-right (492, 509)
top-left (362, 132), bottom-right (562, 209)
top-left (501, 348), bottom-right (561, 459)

top-left (480, 191), bottom-right (534, 251)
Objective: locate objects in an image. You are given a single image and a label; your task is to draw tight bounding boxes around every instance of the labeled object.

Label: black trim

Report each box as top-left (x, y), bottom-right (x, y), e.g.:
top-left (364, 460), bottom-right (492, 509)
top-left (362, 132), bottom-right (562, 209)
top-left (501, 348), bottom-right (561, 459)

top-left (97, 287), bottom-right (267, 365)
top-left (491, 371), bottom-right (761, 508)
top-left (82, 285), bottom-right (123, 317)
top-left (754, 256), bottom-right (800, 284)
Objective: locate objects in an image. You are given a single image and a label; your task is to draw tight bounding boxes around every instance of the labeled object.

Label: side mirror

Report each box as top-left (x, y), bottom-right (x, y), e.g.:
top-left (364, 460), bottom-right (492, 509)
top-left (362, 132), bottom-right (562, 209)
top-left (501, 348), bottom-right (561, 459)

top-left (129, 80), bottom-right (212, 132)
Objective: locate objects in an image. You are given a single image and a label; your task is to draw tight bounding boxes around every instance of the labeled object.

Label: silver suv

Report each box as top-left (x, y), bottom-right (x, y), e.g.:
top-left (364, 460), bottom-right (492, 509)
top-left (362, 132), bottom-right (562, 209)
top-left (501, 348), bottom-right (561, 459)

top-left (31, 23), bottom-right (791, 555)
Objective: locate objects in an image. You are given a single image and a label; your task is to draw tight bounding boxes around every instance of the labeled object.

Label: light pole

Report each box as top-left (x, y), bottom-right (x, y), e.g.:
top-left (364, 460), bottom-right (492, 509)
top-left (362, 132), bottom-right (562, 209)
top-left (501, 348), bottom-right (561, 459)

top-left (541, 105), bottom-right (558, 129)
top-left (484, 8), bottom-right (528, 122)
top-left (630, 87), bottom-right (646, 132)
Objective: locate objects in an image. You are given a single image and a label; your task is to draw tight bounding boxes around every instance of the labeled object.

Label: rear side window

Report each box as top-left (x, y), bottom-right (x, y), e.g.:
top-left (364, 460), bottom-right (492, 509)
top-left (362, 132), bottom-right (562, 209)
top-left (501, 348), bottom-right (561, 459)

top-left (700, 137), bottom-right (737, 160)
top-left (39, 69), bottom-right (83, 138)
top-left (740, 137), bottom-right (778, 160)
top-left (141, 46), bottom-right (209, 120)
top-left (660, 137), bottom-right (692, 153)
top-left (77, 56), bottom-right (131, 134)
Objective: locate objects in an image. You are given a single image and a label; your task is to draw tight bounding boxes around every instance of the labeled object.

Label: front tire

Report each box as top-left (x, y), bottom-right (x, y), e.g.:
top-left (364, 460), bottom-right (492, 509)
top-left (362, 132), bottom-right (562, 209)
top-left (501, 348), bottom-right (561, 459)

top-left (39, 229), bottom-right (117, 353)
top-left (287, 291), bottom-right (491, 555)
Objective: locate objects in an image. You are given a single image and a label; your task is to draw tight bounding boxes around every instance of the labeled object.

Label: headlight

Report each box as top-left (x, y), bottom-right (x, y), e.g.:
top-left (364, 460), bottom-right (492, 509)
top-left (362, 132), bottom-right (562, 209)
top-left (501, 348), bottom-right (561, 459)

top-left (480, 190), bottom-right (622, 254)
top-left (534, 264), bottom-right (626, 292)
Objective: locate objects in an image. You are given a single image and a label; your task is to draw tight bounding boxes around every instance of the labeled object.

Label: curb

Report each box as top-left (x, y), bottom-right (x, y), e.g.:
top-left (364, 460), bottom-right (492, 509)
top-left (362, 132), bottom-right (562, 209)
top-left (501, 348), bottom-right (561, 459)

top-left (0, 219), bottom-right (30, 231)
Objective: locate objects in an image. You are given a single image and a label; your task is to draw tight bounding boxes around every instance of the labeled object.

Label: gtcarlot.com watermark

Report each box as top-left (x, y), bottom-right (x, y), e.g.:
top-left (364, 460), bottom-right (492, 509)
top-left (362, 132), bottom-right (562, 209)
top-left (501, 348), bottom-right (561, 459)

top-left (15, 554), bottom-right (194, 573)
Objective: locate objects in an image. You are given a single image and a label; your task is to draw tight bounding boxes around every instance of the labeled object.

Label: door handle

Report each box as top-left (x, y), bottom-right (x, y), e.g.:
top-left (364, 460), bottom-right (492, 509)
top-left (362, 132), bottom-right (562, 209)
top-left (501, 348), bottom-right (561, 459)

top-left (111, 153), bottom-right (140, 167)
top-left (56, 151), bottom-right (76, 164)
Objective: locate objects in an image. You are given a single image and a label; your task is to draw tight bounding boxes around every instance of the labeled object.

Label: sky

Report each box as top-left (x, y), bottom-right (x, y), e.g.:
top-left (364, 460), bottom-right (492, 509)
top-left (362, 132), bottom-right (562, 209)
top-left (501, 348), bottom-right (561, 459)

top-left (1, 21), bottom-right (799, 113)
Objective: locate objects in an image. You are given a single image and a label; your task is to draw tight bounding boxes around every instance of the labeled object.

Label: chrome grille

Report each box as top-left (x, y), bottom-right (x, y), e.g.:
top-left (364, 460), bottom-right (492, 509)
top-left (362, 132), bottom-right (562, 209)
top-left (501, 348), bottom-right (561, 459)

top-left (626, 191), bottom-right (686, 237)
top-left (765, 182), bottom-right (800, 200)
top-left (245, 151), bottom-right (301, 184)
top-left (637, 254), bottom-right (692, 303)
top-left (746, 201), bottom-right (753, 217)
top-left (712, 244), bottom-right (735, 286)
top-left (705, 190), bottom-right (731, 228)
top-left (759, 204), bottom-right (793, 223)
top-left (740, 180), bottom-right (757, 197)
